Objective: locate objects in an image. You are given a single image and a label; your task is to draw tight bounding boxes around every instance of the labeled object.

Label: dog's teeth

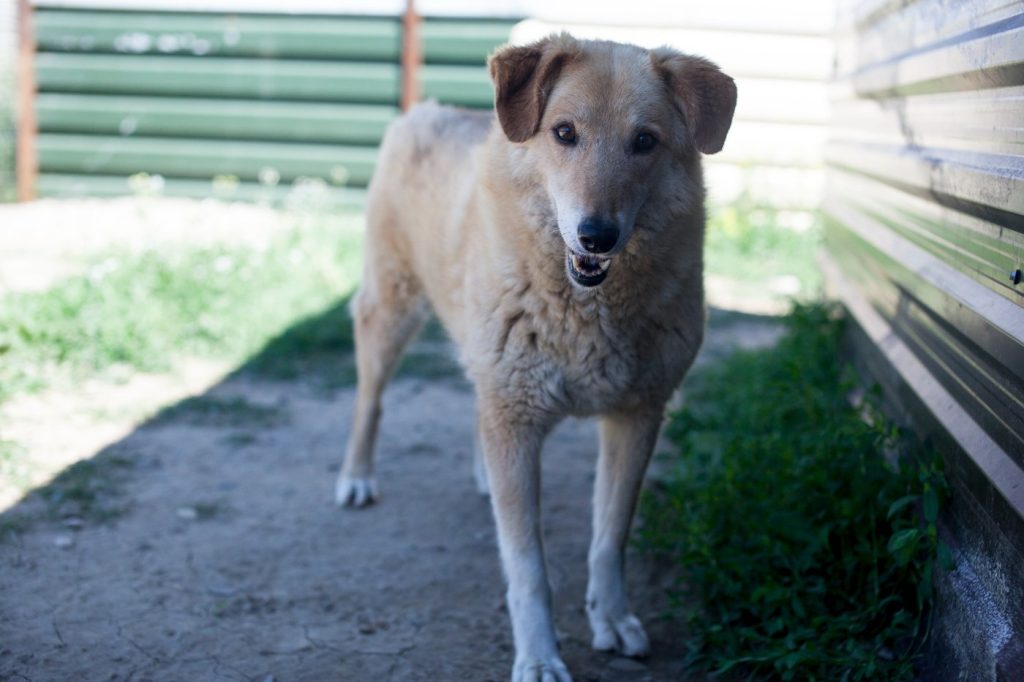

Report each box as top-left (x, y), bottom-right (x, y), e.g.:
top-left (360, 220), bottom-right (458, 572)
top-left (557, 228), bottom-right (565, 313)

top-left (598, 260), bottom-right (610, 272)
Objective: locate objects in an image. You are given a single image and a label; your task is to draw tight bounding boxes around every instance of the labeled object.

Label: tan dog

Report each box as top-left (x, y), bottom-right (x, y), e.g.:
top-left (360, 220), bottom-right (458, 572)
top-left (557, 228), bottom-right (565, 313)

top-left (336, 33), bottom-right (736, 682)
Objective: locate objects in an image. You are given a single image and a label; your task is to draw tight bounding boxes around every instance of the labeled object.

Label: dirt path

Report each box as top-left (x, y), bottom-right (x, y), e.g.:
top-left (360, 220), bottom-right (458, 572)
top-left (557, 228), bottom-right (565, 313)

top-left (0, 310), bottom-right (782, 682)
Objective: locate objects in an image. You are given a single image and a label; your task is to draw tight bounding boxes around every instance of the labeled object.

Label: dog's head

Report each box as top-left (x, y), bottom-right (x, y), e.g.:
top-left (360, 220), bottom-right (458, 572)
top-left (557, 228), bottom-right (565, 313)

top-left (489, 34), bottom-right (736, 288)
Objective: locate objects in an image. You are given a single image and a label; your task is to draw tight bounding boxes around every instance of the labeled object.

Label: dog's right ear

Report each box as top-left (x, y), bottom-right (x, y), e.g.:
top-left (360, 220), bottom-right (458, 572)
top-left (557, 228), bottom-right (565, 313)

top-left (651, 49), bottom-right (737, 155)
top-left (489, 35), bottom-right (574, 143)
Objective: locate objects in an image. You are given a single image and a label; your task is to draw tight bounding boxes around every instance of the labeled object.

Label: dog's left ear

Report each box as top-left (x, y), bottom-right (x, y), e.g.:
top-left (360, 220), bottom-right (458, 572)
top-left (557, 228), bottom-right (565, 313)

top-left (651, 49), bottom-right (737, 154)
top-left (489, 35), bottom-right (575, 143)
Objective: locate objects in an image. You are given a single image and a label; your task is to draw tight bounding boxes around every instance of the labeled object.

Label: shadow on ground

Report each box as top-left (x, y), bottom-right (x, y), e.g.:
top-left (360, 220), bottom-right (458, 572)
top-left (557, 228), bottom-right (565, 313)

top-left (0, 301), bottom-right (781, 681)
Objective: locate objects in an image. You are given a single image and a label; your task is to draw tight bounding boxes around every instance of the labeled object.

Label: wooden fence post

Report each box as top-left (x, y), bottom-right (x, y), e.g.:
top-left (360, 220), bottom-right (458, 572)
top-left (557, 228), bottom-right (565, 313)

top-left (16, 0), bottom-right (37, 202)
top-left (400, 0), bottom-right (421, 111)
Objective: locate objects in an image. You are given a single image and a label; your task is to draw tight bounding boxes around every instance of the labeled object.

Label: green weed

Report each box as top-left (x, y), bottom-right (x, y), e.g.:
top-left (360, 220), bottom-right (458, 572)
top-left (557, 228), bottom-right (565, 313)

top-left (193, 500), bottom-right (226, 520)
top-left (0, 224), bottom-right (363, 404)
top-left (640, 304), bottom-right (948, 681)
top-left (705, 197), bottom-right (822, 300)
top-left (150, 395), bottom-right (286, 428)
top-left (0, 438), bottom-right (31, 492)
top-left (221, 432), bottom-right (259, 448)
top-left (239, 297), bottom-right (356, 385)
top-left (0, 514), bottom-right (31, 542)
top-left (397, 347), bottom-right (467, 386)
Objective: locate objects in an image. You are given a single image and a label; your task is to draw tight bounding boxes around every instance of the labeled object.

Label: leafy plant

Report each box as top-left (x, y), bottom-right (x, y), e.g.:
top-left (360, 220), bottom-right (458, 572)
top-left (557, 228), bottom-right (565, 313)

top-left (640, 304), bottom-right (949, 681)
top-left (705, 195), bottom-right (822, 301)
top-left (0, 224), bottom-right (363, 404)
top-left (42, 454), bottom-right (135, 522)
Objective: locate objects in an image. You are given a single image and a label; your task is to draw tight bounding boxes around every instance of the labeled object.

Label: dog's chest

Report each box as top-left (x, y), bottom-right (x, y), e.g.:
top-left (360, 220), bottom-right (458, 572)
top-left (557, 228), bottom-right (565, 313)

top-left (484, 297), bottom-right (691, 415)
top-left (552, 325), bottom-right (649, 413)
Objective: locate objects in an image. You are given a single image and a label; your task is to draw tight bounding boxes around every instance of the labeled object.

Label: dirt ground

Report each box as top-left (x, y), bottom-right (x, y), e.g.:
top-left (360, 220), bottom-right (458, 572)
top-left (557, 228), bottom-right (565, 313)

top-left (0, 290), bottom-right (782, 682)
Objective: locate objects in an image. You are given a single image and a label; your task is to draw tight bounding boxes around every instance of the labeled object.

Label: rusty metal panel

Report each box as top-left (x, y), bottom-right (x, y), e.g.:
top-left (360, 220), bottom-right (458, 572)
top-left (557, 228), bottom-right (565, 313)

top-left (825, 1), bottom-right (1024, 676)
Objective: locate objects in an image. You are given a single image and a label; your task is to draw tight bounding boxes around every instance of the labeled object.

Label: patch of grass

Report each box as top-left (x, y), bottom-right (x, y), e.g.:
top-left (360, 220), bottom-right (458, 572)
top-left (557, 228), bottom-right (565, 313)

top-left (416, 316), bottom-right (451, 343)
top-left (40, 453), bottom-right (136, 523)
top-left (0, 514), bottom-right (32, 542)
top-left (705, 196), bottom-right (822, 300)
top-left (397, 348), bottom-right (466, 384)
top-left (239, 297), bottom-right (356, 386)
top-left (0, 223), bottom-right (363, 404)
top-left (0, 438), bottom-right (31, 492)
top-left (193, 500), bottom-right (226, 520)
top-left (242, 306), bottom-right (467, 389)
top-left (221, 432), bottom-right (259, 448)
top-left (640, 304), bottom-right (949, 681)
top-left (150, 395), bottom-right (287, 429)
top-left (397, 318), bottom-right (467, 385)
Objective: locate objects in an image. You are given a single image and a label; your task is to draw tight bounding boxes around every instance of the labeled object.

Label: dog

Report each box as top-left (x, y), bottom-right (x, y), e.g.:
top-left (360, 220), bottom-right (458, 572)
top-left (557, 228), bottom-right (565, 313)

top-left (335, 33), bottom-right (736, 682)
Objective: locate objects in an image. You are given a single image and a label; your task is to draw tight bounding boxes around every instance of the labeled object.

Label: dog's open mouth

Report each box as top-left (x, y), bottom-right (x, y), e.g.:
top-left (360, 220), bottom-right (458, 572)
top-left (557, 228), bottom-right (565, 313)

top-left (566, 251), bottom-right (611, 287)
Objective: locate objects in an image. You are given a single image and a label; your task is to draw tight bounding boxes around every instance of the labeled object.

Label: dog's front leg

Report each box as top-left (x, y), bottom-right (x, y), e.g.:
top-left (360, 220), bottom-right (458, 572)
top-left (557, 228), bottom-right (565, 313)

top-left (587, 409), bottom-right (662, 658)
top-left (480, 403), bottom-right (571, 682)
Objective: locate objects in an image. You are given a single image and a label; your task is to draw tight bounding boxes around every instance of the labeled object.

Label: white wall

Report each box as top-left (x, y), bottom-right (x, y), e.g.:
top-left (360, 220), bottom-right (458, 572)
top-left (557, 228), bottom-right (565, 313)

top-left (510, 0), bottom-right (836, 210)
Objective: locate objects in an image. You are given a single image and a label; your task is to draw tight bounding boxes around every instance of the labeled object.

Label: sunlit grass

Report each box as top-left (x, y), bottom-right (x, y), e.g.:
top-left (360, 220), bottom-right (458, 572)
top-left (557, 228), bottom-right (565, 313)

top-left (0, 217), bottom-right (364, 405)
top-left (705, 197), bottom-right (823, 307)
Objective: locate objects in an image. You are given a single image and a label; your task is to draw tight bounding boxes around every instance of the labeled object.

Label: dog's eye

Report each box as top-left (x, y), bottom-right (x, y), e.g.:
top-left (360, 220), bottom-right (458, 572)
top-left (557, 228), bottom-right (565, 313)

top-left (554, 123), bottom-right (577, 145)
top-left (633, 132), bottom-right (657, 154)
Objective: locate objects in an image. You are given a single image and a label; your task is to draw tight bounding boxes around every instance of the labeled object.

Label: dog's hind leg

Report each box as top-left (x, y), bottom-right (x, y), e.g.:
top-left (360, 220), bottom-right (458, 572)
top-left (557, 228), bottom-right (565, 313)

top-left (586, 409), bottom-right (662, 657)
top-left (335, 252), bottom-right (427, 508)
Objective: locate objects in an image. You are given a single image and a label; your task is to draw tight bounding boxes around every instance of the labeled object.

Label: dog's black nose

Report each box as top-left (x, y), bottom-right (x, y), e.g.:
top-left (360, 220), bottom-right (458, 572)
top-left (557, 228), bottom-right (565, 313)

top-left (577, 217), bottom-right (619, 254)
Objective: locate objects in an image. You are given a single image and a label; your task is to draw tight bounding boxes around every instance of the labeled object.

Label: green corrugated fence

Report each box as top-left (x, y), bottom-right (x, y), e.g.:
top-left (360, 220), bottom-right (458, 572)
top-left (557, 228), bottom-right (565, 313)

top-left (30, 8), bottom-right (518, 203)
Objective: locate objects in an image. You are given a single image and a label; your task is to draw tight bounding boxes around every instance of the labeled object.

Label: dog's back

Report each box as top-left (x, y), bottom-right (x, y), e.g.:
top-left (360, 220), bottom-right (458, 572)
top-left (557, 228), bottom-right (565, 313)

top-left (360, 102), bottom-right (493, 344)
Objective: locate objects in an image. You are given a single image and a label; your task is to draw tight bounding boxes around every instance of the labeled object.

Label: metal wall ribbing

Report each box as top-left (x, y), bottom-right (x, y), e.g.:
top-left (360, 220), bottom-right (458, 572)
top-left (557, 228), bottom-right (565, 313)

top-left (823, 2), bottom-right (1024, 677)
top-left (25, 5), bottom-right (516, 202)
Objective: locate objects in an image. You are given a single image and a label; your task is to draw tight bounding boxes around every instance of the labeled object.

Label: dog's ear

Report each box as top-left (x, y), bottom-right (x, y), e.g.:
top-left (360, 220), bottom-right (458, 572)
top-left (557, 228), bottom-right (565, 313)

top-left (489, 35), bottom-right (574, 143)
top-left (651, 49), bottom-right (737, 154)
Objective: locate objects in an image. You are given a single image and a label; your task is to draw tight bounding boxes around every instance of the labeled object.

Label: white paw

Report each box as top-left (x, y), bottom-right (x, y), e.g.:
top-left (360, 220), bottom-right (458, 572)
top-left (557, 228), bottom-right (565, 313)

top-left (589, 612), bottom-right (650, 658)
top-left (512, 656), bottom-right (573, 682)
top-left (334, 475), bottom-right (378, 508)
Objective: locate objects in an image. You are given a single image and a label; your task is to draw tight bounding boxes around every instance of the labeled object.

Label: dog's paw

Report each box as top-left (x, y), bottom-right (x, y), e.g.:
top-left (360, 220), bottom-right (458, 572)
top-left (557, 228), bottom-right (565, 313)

top-left (589, 612), bottom-right (650, 658)
top-left (512, 656), bottom-right (572, 682)
top-left (334, 475), bottom-right (378, 508)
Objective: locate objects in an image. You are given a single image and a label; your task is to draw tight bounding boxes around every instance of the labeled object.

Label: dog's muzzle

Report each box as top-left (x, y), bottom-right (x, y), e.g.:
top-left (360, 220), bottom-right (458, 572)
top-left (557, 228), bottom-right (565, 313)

top-left (567, 216), bottom-right (619, 287)
top-left (567, 251), bottom-right (611, 287)
top-left (578, 216), bottom-right (620, 254)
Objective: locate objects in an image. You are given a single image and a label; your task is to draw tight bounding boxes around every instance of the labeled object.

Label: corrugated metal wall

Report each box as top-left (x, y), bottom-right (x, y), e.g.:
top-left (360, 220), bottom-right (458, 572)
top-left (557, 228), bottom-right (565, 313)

top-left (823, 1), bottom-right (1024, 677)
top-left (26, 3), bottom-right (516, 203)
top-left (0, 1), bottom-right (15, 201)
top-left (0, 3), bottom-right (14, 74)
